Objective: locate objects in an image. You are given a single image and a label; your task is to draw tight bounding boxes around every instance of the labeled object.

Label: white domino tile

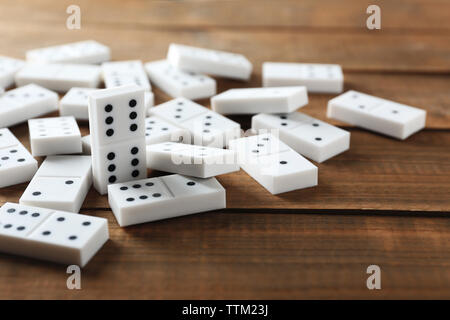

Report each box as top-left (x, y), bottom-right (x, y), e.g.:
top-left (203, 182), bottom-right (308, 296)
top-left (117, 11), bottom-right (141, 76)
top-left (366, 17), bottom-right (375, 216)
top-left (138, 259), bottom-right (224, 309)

top-left (108, 174), bottom-right (226, 226)
top-left (88, 84), bottom-right (147, 195)
top-left (252, 112), bottom-right (350, 162)
top-left (0, 84), bottom-right (58, 128)
top-left (0, 202), bottom-right (108, 267)
top-left (28, 116), bottom-right (82, 156)
top-left (60, 87), bottom-right (97, 120)
top-left (263, 62), bottom-right (344, 94)
top-left (145, 59), bottom-right (216, 100)
top-left (211, 86), bottom-right (308, 115)
top-left (146, 142), bottom-right (239, 178)
top-left (20, 156), bottom-right (92, 213)
top-left (167, 43), bottom-right (252, 81)
top-left (81, 135), bottom-right (91, 155)
top-left (15, 63), bottom-right (101, 92)
top-left (0, 56), bottom-right (25, 88)
top-left (102, 60), bottom-right (151, 91)
top-left (0, 128), bottom-right (38, 188)
top-left (149, 98), bottom-right (241, 148)
top-left (26, 40), bottom-right (110, 64)
top-left (327, 90), bottom-right (427, 139)
top-left (229, 133), bottom-right (318, 194)
top-left (144, 116), bottom-right (187, 145)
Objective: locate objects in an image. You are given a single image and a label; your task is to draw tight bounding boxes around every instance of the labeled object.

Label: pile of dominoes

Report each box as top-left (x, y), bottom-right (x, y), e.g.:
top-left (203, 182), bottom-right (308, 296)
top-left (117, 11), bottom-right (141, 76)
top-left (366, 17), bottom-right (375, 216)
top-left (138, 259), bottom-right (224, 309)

top-left (0, 41), bottom-right (427, 267)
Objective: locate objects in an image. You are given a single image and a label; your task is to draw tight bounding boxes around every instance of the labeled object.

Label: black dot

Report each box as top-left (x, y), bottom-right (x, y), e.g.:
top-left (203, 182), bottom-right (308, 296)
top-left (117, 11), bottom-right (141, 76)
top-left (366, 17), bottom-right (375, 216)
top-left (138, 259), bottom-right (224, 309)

top-left (32, 191), bottom-right (41, 196)
top-left (7, 208), bottom-right (15, 213)
top-left (4, 224), bottom-right (12, 229)
top-left (146, 182), bottom-right (154, 187)
top-left (105, 116), bottom-right (114, 124)
top-left (139, 195), bottom-right (148, 200)
top-left (203, 129), bottom-right (210, 133)
top-left (10, 149), bottom-right (17, 153)
top-left (109, 176), bottom-right (117, 183)
top-left (152, 193), bottom-right (161, 198)
top-left (359, 105), bottom-right (365, 109)
top-left (2, 156), bottom-right (9, 160)
top-left (19, 211), bottom-right (28, 215)
top-left (132, 184), bottom-right (141, 189)
top-left (257, 144), bottom-right (264, 147)
top-left (57, 217), bottom-right (65, 222)
top-left (130, 124), bottom-right (137, 131)
top-left (126, 198), bottom-right (134, 202)
top-left (131, 147), bottom-right (138, 155)
top-left (69, 236), bottom-right (77, 240)
top-left (187, 181), bottom-right (196, 186)
top-left (108, 164), bottom-right (116, 172)
top-left (252, 150), bottom-right (259, 153)
top-left (105, 104), bottom-right (113, 112)
top-left (129, 99), bottom-right (137, 107)
top-left (131, 170), bottom-right (139, 177)
top-left (204, 122), bottom-right (211, 126)
top-left (106, 129), bottom-right (114, 136)
top-left (107, 152), bottom-right (115, 160)
top-left (280, 161), bottom-right (288, 164)
top-left (82, 221), bottom-right (91, 226)
top-left (161, 127), bottom-right (168, 131)
top-left (17, 158), bottom-right (25, 162)
top-left (65, 180), bottom-right (73, 185)
top-left (280, 116), bottom-right (287, 119)
top-left (392, 110), bottom-right (398, 114)
top-left (131, 159), bottom-right (139, 166)
top-left (262, 137), bottom-right (269, 141)
top-left (17, 226), bottom-right (25, 231)
top-left (315, 137), bottom-right (322, 141)
top-left (281, 123), bottom-right (287, 126)
top-left (42, 231), bottom-right (51, 236)
top-left (129, 112), bottom-right (137, 119)
top-left (206, 115), bottom-right (212, 119)
top-left (175, 115), bottom-right (181, 119)
top-left (32, 213), bottom-right (40, 217)
top-left (313, 123), bottom-right (319, 127)
top-left (120, 186), bottom-right (128, 191)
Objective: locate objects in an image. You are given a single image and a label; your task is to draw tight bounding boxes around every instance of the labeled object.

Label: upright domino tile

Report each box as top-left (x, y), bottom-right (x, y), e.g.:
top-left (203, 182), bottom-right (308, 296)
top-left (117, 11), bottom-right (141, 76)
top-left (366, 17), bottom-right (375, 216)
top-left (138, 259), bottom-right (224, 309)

top-left (108, 174), bottom-right (226, 226)
top-left (26, 40), bottom-right (110, 64)
top-left (229, 133), bottom-right (318, 194)
top-left (0, 128), bottom-right (38, 188)
top-left (102, 60), bottom-right (151, 91)
top-left (28, 116), bottom-right (82, 156)
top-left (15, 63), bottom-right (101, 92)
top-left (145, 60), bottom-right (216, 100)
top-left (60, 87), bottom-right (153, 120)
top-left (20, 156), bottom-right (92, 212)
top-left (88, 84), bottom-right (147, 195)
top-left (211, 86), bottom-right (308, 115)
top-left (263, 62), bottom-right (344, 94)
top-left (327, 90), bottom-right (427, 139)
top-left (0, 84), bottom-right (58, 128)
top-left (146, 142), bottom-right (239, 178)
top-left (149, 98), bottom-right (241, 148)
top-left (0, 202), bottom-right (108, 267)
top-left (60, 87), bottom-right (97, 120)
top-left (167, 43), bottom-right (253, 81)
top-left (252, 112), bottom-right (350, 162)
top-left (0, 56), bottom-right (25, 88)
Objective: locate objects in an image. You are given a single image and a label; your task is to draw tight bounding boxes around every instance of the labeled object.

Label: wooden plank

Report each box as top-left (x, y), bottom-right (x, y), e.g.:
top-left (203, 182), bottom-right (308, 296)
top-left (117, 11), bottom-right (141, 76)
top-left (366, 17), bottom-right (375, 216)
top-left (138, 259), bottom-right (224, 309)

top-left (1, 211), bottom-right (449, 299)
top-left (0, 20), bottom-right (449, 73)
top-left (2, 129), bottom-right (448, 212)
top-left (1, 0), bottom-right (449, 31)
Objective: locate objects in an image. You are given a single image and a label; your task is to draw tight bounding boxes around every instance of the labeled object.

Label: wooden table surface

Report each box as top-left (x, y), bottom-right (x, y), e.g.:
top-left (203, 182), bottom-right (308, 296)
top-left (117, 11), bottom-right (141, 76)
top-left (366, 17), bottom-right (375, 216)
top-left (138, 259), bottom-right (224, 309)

top-left (0, 0), bottom-right (449, 299)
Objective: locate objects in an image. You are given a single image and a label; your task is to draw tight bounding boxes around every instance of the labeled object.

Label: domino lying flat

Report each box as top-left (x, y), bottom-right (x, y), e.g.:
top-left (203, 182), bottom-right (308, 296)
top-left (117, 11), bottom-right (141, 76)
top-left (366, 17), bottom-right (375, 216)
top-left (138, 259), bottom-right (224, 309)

top-left (15, 63), bottom-right (101, 92)
top-left (211, 86), bottom-right (308, 115)
top-left (0, 128), bottom-right (37, 188)
top-left (327, 90), bottom-right (427, 140)
top-left (28, 116), bottom-right (82, 156)
top-left (149, 98), bottom-right (241, 148)
top-left (102, 60), bottom-right (151, 91)
top-left (252, 113), bottom-right (350, 163)
top-left (0, 84), bottom-right (58, 128)
top-left (167, 43), bottom-right (253, 81)
top-left (60, 88), bottom-right (154, 120)
top-left (0, 55), bottom-right (25, 88)
top-left (26, 40), bottom-right (110, 64)
top-left (20, 156), bottom-right (92, 212)
top-left (89, 84), bottom-right (147, 195)
top-left (147, 142), bottom-right (239, 178)
top-left (229, 133), bottom-right (317, 194)
top-left (263, 62), bottom-right (344, 94)
top-left (145, 60), bottom-right (216, 100)
top-left (0, 202), bottom-right (108, 267)
top-left (108, 174), bottom-right (226, 226)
